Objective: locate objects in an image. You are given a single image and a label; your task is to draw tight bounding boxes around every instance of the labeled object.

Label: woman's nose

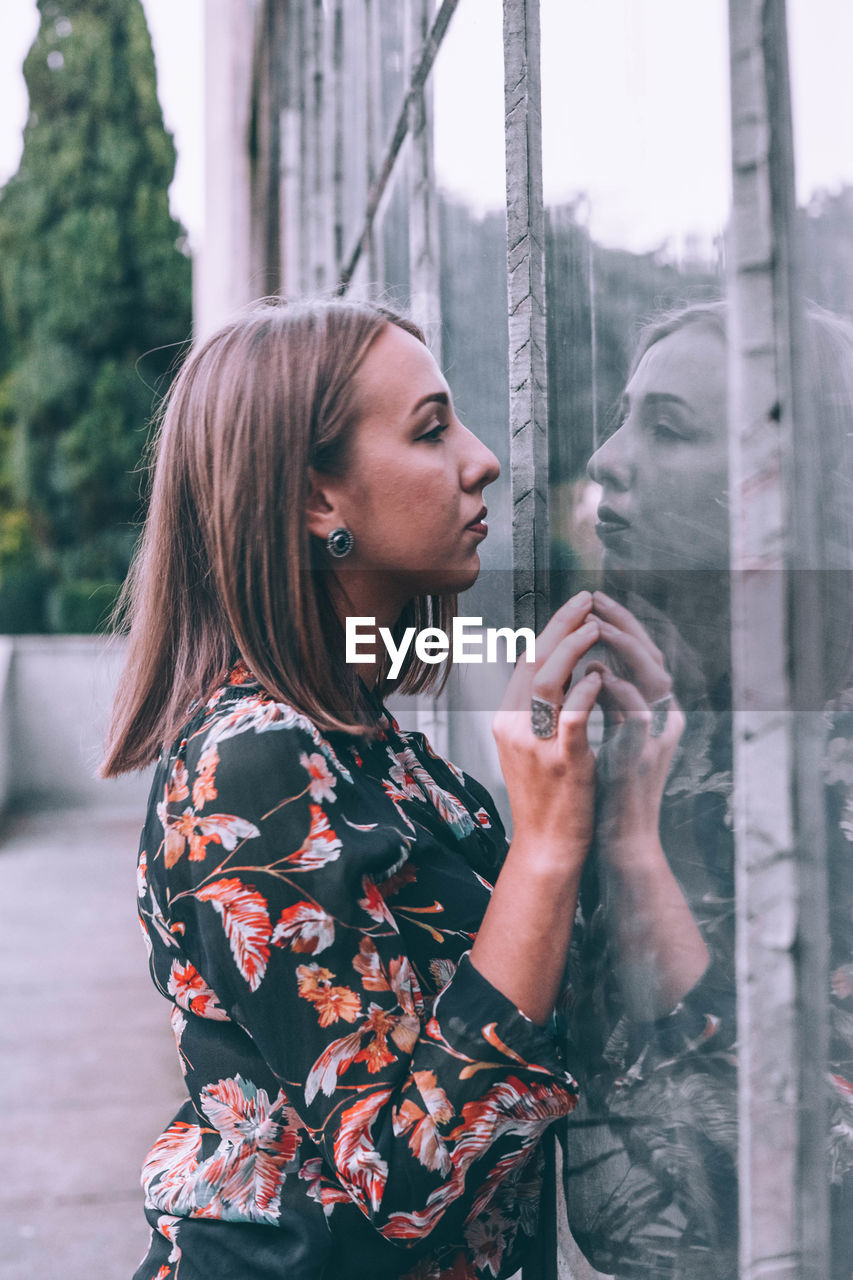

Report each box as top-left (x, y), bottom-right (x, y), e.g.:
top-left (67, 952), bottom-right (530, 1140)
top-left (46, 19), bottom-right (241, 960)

top-left (460, 424), bottom-right (501, 490)
top-left (587, 426), bottom-right (633, 492)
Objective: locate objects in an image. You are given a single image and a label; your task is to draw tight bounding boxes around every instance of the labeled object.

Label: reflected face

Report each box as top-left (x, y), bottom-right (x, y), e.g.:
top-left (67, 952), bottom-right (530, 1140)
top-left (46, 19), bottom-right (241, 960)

top-left (588, 324), bottom-right (729, 572)
top-left (321, 323), bottom-right (501, 617)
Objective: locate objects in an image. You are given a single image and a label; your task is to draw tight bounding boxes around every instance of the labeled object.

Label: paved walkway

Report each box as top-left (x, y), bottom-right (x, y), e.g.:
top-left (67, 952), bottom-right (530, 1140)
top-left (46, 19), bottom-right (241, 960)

top-left (1, 809), bottom-right (185, 1280)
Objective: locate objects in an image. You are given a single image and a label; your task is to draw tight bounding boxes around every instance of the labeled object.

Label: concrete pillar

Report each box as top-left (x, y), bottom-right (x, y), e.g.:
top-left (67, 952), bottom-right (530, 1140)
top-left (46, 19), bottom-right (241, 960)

top-left (194, 0), bottom-right (257, 340)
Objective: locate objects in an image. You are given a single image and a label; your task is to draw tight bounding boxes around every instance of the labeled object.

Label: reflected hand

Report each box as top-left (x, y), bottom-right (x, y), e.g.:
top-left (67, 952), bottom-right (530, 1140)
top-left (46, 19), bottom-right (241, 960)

top-left (585, 592), bottom-right (709, 1015)
top-left (588, 591), bottom-right (685, 850)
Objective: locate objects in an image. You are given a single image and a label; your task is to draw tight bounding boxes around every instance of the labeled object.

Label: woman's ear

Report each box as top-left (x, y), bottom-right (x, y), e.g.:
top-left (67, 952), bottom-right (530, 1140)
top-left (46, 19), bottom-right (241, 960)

top-left (304, 467), bottom-right (341, 541)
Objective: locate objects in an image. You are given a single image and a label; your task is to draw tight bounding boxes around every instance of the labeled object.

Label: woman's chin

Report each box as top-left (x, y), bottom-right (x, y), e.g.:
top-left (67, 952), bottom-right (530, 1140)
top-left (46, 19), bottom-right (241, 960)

top-left (419, 560), bottom-right (482, 597)
top-left (601, 546), bottom-right (636, 574)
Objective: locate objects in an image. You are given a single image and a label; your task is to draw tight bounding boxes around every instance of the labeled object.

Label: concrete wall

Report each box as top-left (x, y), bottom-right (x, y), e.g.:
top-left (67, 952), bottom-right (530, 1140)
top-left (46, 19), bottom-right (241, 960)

top-left (0, 636), bottom-right (507, 823)
top-left (1, 636), bottom-right (152, 818)
top-left (194, 0), bottom-right (258, 341)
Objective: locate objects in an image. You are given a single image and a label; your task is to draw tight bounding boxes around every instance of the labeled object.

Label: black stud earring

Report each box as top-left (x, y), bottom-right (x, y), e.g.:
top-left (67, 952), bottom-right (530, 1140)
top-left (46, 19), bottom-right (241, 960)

top-left (326, 527), bottom-right (354, 559)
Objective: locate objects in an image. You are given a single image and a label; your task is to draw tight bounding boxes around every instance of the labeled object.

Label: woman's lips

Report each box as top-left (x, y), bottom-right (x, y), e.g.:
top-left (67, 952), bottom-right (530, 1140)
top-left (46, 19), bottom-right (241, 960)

top-left (466, 507), bottom-right (488, 538)
top-left (595, 505), bottom-right (630, 543)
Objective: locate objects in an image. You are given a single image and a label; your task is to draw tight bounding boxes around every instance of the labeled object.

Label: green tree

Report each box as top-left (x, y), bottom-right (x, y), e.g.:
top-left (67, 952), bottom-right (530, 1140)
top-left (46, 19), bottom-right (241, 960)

top-left (0, 0), bottom-right (191, 633)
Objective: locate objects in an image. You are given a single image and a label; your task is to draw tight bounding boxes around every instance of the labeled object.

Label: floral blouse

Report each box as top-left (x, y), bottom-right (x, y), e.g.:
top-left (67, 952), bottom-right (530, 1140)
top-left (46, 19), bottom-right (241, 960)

top-left (133, 663), bottom-right (579, 1280)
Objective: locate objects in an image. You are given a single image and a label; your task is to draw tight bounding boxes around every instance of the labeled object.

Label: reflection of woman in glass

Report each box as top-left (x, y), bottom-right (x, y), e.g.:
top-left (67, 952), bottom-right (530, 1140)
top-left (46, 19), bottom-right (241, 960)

top-left (560, 302), bottom-right (853, 1280)
top-left (101, 297), bottom-right (635, 1280)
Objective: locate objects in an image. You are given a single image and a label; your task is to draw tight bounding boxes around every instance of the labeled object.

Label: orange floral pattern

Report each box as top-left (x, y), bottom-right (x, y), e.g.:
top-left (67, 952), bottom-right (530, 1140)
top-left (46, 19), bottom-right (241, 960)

top-left (134, 666), bottom-right (578, 1280)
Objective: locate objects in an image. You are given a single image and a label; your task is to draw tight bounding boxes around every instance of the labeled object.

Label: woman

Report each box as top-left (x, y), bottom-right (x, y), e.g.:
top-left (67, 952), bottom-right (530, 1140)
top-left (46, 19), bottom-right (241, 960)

top-left (102, 298), bottom-right (690, 1280)
top-left (559, 301), bottom-right (853, 1279)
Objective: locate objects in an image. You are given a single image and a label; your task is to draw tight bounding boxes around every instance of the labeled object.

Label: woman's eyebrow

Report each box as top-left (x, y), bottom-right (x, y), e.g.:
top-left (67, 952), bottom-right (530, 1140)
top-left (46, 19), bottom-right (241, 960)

top-left (643, 392), bottom-right (693, 414)
top-left (410, 391), bottom-right (449, 415)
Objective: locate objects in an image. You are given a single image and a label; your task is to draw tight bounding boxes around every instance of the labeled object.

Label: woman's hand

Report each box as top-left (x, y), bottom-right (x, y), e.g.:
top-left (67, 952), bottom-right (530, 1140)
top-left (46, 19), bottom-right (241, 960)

top-left (470, 592), bottom-right (602, 1026)
top-left (589, 591), bottom-right (685, 851)
top-left (492, 590), bottom-right (603, 864)
top-left (587, 591), bottom-right (709, 1016)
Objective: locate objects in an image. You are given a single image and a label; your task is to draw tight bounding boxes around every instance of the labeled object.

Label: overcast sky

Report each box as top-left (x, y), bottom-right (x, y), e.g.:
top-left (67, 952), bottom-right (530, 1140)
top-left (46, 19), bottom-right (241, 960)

top-left (1, 0), bottom-right (851, 255)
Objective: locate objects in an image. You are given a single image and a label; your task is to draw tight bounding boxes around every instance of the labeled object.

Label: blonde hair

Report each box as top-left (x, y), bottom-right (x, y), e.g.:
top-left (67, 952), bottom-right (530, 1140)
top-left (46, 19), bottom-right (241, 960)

top-left (102, 298), bottom-right (454, 776)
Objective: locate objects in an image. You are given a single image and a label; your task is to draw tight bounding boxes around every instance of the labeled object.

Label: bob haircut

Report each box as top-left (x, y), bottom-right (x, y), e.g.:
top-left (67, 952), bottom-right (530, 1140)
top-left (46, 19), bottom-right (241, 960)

top-left (629, 297), bottom-right (853, 696)
top-left (102, 297), bottom-right (456, 777)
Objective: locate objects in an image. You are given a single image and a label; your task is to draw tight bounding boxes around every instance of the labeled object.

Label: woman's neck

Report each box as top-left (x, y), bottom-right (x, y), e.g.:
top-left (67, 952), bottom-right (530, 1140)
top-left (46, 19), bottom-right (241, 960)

top-left (325, 572), bottom-right (406, 689)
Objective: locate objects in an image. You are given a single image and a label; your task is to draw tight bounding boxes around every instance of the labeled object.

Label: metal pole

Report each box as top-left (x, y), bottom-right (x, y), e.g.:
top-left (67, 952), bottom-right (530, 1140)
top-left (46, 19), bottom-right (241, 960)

top-left (503, 3), bottom-right (553, 1275)
top-left (405, 0), bottom-right (441, 358)
top-left (728, 1), bottom-right (830, 1276)
top-left (362, 0), bottom-right (385, 289)
top-left (331, 0), bottom-right (346, 276)
top-left (278, 0), bottom-right (303, 296)
top-left (405, 0), bottom-right (448, 759)
top-left (503, 0), bottom-right (550, 640)
top-left (305, 0), bottom-right (333, 290)
top-left (295, 0), bottom-right (311, 295)
top-left (247, 0), bottom-right (284, 298)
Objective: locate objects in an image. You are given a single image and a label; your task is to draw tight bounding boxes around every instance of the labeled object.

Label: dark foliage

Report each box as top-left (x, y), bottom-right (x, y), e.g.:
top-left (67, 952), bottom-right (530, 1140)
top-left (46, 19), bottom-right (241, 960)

top-left (0, 0), bottom-right (192, 633)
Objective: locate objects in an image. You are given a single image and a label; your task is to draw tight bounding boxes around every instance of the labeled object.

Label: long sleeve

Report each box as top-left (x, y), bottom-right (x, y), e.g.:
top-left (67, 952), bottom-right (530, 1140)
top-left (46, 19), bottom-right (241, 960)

top-left (137, 680), bottom-right (577, 1273)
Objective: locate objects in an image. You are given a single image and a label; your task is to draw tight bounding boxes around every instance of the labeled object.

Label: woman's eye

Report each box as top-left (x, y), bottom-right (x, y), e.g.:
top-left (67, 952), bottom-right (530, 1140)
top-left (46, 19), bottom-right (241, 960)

top-left (419, 422), bottom-right (448, 442)
top-left (652, 420), bottom-right (684, 442)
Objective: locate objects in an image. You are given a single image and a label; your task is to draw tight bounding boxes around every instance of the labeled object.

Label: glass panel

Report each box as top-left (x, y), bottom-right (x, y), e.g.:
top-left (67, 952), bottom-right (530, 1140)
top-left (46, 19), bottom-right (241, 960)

top-left (331, 0), bottom-right (372, 282)
top-left (331, 0), bottom-right (413, 300)
top-left (332, 0), bottom-right (404, 297)
top-left (540, 5), bottom-right (737, 1277)
top-left (338, 1), bottom-right (510, 802)
top-left (788, 3), bottom-right (853, 1274)
top-left (433, 0), bottom-right (508, 577)
top-left (427, 0), bottom-right (512, 803)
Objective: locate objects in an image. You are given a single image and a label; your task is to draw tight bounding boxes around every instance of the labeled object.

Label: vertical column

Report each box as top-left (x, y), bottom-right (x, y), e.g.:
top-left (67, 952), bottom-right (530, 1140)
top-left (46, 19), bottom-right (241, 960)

top-left (195, 0), bottom-right (256, 338)
top-left (504, 9), bottom-right (554, 1278)
top-left (279, 0), bottom-right (304, 296)
top-left (331, 0), bottom-right (346, 275)
top-left (728, 2), bottom-right (829, 1277)
top-left (406, 0), bottom-right (447, 757)
top-left (293, 0), bottom-right (312, 295)
top-left (363, 0), bottom-right (385, 290)
top-left (249, 0), bottom-right (284, 298)
top-left (405, 0), bottom-right (441, 357)
top-left (305, 0), bottom-right (333, 290)
top-left (503, 0), bottom-right (550, 637)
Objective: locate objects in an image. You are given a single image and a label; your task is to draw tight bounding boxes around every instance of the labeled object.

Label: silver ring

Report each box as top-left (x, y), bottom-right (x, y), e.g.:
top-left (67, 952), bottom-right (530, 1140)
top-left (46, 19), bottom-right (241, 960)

top-left (650, 694), bottom-right (672, 738)
top-left (531, 696), bottom-right (559, 739)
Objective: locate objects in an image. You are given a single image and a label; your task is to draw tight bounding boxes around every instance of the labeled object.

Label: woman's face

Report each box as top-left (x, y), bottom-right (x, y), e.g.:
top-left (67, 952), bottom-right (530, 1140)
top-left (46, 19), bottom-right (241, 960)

top-left (588, 324), bottom-right (729, 573)
top-left (313, 323), bottom-right (501, 620)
